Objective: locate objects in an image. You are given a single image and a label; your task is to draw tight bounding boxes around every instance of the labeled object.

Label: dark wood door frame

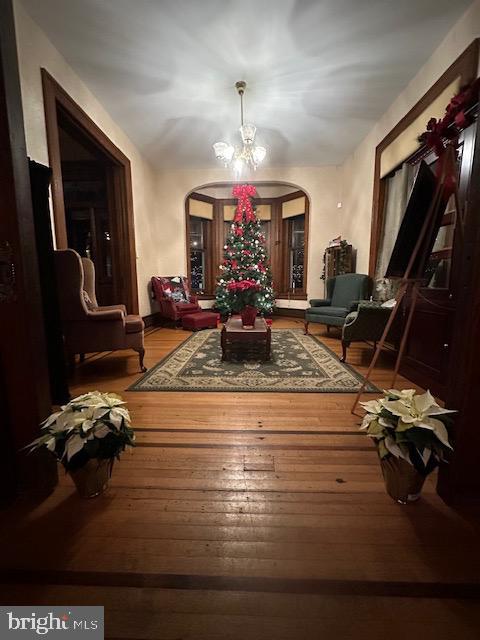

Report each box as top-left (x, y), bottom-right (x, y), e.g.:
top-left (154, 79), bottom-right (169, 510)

top-left (369, 39), bottom-right (479, 276)
top-left (41, 69), bottom-right (139, 314)
top-left (0, 0), bottom-right (57, 500)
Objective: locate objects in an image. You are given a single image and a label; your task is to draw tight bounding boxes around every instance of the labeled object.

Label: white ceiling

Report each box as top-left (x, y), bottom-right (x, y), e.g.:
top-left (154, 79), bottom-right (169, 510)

top-left (20, 0), bottom-right (471, 169)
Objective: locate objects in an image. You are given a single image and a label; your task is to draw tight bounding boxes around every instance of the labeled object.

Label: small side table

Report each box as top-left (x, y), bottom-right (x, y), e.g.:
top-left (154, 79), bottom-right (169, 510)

top-left (221, 317), bottom-right (271, 362)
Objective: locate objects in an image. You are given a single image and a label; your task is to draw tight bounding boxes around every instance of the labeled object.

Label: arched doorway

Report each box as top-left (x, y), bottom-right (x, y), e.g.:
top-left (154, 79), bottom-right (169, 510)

top-left (185, 182), bottom-right (310, 304)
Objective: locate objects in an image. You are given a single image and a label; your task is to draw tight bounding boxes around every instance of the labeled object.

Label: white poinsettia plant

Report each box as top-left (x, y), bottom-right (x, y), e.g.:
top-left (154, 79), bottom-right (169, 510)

top-left (360, 389), bottom-right (455, 476)
top-left (26, 391), bottom-right (135, 472)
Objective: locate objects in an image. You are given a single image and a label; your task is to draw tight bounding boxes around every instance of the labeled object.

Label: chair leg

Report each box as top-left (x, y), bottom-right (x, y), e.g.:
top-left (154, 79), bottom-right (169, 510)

top-left (135, 347), bottom-right (147, 373)
top-left (326, 325), bottom-right (331, 334)
top-left (341, 340), bottom-right (350, 363)
top-left (79, 353), bottom-right (85, 363)
top-left (304, 321), bottom-right (309, 335)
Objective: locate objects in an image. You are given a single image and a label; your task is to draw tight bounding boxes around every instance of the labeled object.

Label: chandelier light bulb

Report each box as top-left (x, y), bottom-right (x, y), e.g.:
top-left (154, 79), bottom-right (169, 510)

top-left (253, 146), bottom-right (266, 164)
top-left (239, 123), bottom-right (256, 144)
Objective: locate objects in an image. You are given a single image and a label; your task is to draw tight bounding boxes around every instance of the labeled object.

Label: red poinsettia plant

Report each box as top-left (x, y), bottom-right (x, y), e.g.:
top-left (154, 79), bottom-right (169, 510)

top-left (226, 279), bottom-right (261, 311)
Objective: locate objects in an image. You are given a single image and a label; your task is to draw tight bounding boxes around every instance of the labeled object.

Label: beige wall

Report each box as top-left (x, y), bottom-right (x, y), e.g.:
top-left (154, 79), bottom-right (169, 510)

top-left (341, 0), bottom-right (480, 275)
top-left (156, 166), bottom-right (342, 310)
top-left (13, 0), bottom-right (159, 316)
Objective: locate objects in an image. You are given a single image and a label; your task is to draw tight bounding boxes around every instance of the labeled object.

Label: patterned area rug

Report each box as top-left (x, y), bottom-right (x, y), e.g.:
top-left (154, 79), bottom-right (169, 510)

top-left (129, 329), bottom-right (379, 393)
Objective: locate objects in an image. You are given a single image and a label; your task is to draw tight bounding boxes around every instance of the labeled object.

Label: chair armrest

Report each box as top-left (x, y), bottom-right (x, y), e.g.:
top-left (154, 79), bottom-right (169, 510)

top-left (344, 311), bottom-right (358, 327)
top-left (96, 304), bottom-right (127, 316)
top-left (190, 294), bottom-right (199, 304)
top-left (347, 299), bottom-right (372, 312)
top-left (355, 303), bottom-right (392, 318)
top-left (309, 298), bottom-right (331, 307)
top-left (88, 309), bottom-right (124, 322)
top-left (342, 304), bottom-right (392, 340)
top-left (159, 297), bottom-right (178, 321)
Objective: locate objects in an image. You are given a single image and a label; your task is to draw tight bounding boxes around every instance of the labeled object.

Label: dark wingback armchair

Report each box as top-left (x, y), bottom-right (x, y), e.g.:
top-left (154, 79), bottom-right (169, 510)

top-left (341, 301), bottom-right (393, 362)
top-left (151, 276), bottom-right (201, 324)
top-left (304, 274), bottom-right (370, 334)
top-left (55, 250), bottom-right (146, 371)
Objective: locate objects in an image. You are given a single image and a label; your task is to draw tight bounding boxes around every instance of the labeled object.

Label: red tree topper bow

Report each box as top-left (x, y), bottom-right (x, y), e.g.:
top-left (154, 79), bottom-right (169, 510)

top-left (233, 184), bottom-right (257, 223)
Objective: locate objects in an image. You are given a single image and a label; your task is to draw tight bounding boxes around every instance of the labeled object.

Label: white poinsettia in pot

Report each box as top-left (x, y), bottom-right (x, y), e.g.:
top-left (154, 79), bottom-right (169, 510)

top-left (360, 389), bottom-right (455, 504)
top-left (26, 391), bottom-right (134, 498)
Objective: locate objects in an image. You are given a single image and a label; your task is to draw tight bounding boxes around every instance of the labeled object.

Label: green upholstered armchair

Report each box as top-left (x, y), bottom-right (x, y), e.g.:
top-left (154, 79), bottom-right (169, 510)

top-left (341, 301), bottom-right (393, 362)
top-left (304, 274), bottom-right (370, 334)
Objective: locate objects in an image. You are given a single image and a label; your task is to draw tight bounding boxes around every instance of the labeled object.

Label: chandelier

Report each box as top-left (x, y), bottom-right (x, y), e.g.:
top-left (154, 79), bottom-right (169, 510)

top-left (213, 80), bottom-right (266, 172)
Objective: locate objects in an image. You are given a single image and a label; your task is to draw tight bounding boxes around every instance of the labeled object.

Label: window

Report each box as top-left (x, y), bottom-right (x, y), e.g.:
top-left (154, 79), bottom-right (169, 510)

top-left (186, 190), bottom-right (309, 299)
top-left (277, 195), bottom-right (308, 298)
top-left (189, 217), bottom-right (208, 292)
top-left (286, 214), bottom-right (305, 291)
top-left (187, 195), bottom-right (215, 295)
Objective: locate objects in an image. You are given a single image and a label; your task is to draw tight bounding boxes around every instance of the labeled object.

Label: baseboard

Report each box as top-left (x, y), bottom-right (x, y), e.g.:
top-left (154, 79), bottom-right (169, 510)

top-left (143, 312), bottom-right (162, 328)
top-left (144, 309), bottom-right (306, 325)
top-left (273, 308), bottom-right (305, 319)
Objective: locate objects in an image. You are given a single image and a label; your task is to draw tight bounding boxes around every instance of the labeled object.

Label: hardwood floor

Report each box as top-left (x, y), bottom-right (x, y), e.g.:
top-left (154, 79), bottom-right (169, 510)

top-left (1, 318), bottom-right (479, 639)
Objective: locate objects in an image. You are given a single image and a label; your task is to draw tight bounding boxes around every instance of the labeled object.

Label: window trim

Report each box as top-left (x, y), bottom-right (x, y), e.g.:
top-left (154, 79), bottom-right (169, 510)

top-left (185, 192), bottom-right (216, 298)
top-left (275, 191), bottom-right (309, 299)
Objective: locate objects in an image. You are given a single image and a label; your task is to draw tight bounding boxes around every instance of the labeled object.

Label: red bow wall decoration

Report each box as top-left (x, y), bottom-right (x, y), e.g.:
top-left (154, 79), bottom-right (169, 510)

top-left (232, 184), bottom-right (257, 223)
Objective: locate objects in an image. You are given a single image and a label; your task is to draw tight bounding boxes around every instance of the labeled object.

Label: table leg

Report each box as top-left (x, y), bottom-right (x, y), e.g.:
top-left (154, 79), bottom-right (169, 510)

top-left (221, 326), bottom-right (226, 361)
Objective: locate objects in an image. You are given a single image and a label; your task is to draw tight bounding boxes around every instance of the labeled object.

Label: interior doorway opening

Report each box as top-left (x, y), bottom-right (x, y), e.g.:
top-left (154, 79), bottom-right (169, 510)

top-left (58, 113), bottom-right (116, 305)
top-left (42, 70), bottom-right (139, 314)
top-left (185, 182), bottom-right (310, 302)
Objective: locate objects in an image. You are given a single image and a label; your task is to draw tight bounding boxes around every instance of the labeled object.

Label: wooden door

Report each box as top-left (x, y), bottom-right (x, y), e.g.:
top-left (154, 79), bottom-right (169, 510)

top-left (0, 0), bottom-right (57, 501)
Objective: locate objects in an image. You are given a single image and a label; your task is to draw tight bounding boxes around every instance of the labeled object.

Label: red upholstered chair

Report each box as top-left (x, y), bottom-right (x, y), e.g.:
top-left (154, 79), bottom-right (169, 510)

top-left (151, 276), bottom-right (201, 324)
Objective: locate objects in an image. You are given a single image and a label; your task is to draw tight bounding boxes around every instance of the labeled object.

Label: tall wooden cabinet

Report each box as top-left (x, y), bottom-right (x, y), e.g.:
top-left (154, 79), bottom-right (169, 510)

top-left (323, 242), bottom-right (354, 279)
top-left (399, 119), bottom-right (477, 400)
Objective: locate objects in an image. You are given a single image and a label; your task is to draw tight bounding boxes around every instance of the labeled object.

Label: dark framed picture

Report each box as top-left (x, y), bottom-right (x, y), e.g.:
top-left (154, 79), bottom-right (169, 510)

top-left (385, 161), bottom-right (447, 280)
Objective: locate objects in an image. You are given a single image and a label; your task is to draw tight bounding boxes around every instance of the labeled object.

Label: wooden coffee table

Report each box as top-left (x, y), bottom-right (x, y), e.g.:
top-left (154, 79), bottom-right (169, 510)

top-left (221, 317), bottom-right (271, 362)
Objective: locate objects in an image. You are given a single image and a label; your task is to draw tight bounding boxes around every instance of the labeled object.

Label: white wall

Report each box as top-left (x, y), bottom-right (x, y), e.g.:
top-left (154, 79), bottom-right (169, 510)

top-left (341, 0), bottom-right (480, 274)
top-left (155, 165), bottom-right (342, 311)
top-left (13, 0), bottom-right (159, 316)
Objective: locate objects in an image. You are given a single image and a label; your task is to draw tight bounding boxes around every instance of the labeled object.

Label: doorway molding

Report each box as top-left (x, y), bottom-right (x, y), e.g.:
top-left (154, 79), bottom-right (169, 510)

top-left (41, 69), bottom-right (139, 314)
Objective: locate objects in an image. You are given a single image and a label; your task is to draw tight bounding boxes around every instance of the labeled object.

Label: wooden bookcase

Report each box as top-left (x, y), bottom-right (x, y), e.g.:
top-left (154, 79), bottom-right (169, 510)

top-left (323, 243), bottom-right (354, 279)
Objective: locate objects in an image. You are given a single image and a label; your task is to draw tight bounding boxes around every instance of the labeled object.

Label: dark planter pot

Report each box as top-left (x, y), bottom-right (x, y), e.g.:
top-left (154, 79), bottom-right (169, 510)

top-left (241, 305), bottom-right (258, 329)
top-left (69, 458), bottom-right (113, 498)
top-left (380, 456), bottom-right (426, 504)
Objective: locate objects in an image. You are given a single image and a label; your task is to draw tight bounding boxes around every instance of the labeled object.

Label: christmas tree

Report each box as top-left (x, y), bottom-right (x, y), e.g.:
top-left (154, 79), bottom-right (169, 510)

top-left (215, 184), bottom-right (275, 315)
